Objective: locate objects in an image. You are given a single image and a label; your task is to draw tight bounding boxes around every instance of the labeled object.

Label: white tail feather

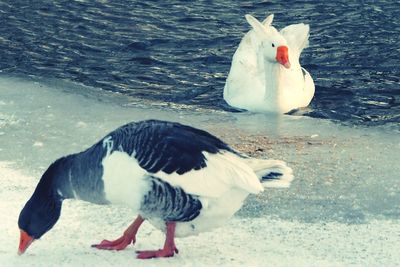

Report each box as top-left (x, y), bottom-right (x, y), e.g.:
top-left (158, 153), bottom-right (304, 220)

top-left (245, 158), bottom-right (294, 188)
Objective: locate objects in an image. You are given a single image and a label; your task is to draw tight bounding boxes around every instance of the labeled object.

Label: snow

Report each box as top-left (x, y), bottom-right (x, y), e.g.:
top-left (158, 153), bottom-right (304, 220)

top-left (1, 77), bottom-right (399, 266)
top-left (1, 162), bottom-right (399, 267)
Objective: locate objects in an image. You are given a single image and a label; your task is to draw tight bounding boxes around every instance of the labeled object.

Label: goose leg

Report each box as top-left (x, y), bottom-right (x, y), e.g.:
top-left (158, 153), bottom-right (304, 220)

top-left (136, 221), bottom-right (179, 259)
top-left (92, 215), bottom-right (145, 251)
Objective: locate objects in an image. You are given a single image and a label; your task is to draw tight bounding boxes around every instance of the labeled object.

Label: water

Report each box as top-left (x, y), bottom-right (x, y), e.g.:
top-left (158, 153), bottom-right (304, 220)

top-left (0, 0), bottom-right (399, 126)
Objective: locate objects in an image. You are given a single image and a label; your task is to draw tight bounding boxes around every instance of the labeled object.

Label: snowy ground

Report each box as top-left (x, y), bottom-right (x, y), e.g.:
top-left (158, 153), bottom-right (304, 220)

top-left (1, 77), bottom-right (399, 266)
top-left (1, 163), bottom-right (399, 267)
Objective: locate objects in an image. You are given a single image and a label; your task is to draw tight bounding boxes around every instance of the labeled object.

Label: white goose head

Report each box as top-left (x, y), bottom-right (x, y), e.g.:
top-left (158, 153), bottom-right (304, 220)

top-left (245, 14), bottom-right (291, 69)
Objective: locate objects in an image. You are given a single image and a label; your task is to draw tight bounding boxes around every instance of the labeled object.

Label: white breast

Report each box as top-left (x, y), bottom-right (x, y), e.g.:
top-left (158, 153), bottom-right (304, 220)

top-left (101, 151), bottom-right (151, 211)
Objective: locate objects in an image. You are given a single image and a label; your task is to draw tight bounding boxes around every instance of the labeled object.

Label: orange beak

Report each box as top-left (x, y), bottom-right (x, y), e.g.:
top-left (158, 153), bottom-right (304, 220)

top-left (276, 46), bottom-right (291, 68)
top-left (18, 230), bottom-right (34, 255)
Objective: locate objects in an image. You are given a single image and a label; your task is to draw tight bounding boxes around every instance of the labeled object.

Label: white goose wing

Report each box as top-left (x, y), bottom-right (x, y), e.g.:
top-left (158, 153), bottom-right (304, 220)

top-left (154, 151), bottom-right (263, 198)
top-left (106, 120), bottom-right (263, 198)
top-left (280, 23), bottom-right (310, 60)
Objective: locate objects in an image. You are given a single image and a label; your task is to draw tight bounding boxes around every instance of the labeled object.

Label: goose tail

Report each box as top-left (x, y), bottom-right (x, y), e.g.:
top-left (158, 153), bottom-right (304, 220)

top-left (245, 158), bottom-right (294, 188)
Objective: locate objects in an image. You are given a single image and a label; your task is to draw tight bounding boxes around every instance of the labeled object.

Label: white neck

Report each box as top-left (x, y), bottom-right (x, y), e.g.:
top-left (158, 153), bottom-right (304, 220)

top-left (258, 56), bottom-right (283, 112)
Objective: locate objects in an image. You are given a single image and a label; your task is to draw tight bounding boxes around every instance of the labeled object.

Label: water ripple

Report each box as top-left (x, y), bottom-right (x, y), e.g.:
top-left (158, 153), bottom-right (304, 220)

top-left (0, 0), bottom-right (399, 126)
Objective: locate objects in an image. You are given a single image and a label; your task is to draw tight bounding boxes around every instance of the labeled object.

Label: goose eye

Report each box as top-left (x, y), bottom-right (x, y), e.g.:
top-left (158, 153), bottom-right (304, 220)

top-left (272, 43), bottom-right (275, 48)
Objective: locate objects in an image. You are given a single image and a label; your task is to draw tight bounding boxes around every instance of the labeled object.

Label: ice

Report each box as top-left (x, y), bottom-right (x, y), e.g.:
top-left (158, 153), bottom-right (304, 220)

top-left (0, 76), bottom-right (399, 266)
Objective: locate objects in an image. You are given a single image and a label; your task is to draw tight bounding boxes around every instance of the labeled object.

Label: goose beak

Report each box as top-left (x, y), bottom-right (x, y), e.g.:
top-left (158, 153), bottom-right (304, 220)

top-left (276, 46), bottom-right (291, 69)
top-left (18, 230), bottom-right (34, 255)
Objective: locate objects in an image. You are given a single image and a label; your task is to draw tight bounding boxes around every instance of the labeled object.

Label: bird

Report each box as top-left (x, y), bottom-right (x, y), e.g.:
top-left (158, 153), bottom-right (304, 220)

top-left (18, 119), bottom-right (293, 259)
top-left (223, 14), bottom-right (315, 114)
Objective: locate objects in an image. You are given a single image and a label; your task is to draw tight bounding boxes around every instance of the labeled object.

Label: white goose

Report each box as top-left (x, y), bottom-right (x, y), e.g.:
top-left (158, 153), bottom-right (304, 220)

top-left (224, 14), bottom-right (315, 113)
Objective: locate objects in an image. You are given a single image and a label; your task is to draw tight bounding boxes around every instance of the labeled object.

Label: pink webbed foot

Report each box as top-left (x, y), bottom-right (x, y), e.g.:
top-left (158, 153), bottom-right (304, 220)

top-left (91, 235), bottom-right (135, 251)
top-left (91, 215), bottom-right (144, 251)
top-left (136, 247), bottom-right (179, 259)
top-left (136, 221), bottom-right (179, 259)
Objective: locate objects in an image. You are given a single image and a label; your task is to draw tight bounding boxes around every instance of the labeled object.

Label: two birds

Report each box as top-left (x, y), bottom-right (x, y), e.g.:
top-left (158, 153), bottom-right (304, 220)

top-left (18, 13), bottom-right (311, 259)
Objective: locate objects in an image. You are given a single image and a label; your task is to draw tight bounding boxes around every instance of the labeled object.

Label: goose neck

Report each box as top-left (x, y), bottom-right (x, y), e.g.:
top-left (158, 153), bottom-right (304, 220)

top-left (263, 59), bottom-right (283, 106)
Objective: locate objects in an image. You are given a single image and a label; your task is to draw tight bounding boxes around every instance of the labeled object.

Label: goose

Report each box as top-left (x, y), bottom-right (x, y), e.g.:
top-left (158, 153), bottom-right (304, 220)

top-left (18, 119), bottom-right (293, 259)
top-left (223, 14), bottom-right (315, 113)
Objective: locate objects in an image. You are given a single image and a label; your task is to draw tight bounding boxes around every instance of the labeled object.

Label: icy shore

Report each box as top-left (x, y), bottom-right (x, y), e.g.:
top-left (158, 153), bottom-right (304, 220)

top-left (0, 77), bottom-right (399, 266)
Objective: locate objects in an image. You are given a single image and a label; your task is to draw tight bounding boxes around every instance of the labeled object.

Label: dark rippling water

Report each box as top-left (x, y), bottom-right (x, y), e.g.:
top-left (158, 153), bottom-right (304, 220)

top-left (1, 0), bottom-right (399, 126)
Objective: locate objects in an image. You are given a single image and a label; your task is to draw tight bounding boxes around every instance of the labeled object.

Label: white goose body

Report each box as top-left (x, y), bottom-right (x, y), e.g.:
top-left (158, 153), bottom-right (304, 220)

top-left (224, 14), bottom-right (315, 113)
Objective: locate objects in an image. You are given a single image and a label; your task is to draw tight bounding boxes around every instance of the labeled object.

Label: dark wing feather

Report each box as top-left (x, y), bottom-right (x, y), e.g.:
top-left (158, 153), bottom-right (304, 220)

top-left (107, 120), bottom-right (235, 175)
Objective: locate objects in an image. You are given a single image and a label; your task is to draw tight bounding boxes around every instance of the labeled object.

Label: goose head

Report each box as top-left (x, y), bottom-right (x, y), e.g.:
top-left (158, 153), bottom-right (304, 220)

top-left (17, 165), bottom-right (63, 255)
top-left (18, 193), bottom-right (62, 255)
top-left (245, 14), bottom-right (291, 69)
